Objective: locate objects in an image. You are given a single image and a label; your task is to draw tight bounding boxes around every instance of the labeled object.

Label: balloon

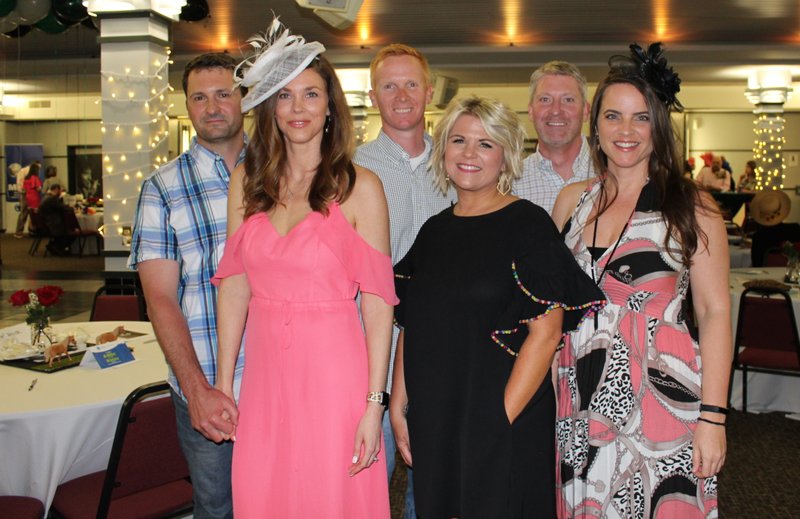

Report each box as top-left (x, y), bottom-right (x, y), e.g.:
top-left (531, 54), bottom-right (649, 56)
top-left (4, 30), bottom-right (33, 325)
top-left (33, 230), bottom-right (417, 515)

top-left (52, 0), bottom-right (87, 23)
top-left (4, 23), bottom-right (31, 37)
top-left (0, 0), bottom-right (16, 18)
top-left (0, 14), bottom-right (18, 33)
top-left (80, 13), bottom-right (97, 31)
top-left (179, 0), bottom-right (209, 22)
top-left (33, 10), bottom-right (67, 33)
top-left (16, 0), bottom-right (51, 23)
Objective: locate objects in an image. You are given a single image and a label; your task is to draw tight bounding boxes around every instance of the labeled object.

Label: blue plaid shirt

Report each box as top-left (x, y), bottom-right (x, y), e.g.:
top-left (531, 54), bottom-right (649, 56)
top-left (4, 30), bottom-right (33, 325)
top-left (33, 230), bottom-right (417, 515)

top-left (128, 136), bottom-right (246, 400)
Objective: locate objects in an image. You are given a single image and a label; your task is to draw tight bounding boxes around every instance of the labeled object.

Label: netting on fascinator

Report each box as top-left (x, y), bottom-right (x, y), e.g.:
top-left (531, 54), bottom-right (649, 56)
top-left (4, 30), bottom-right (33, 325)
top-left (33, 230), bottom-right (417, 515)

top-left (235, 16), bottom-right (326, 112)
top-left (608, 42), bottom-right (684, 112)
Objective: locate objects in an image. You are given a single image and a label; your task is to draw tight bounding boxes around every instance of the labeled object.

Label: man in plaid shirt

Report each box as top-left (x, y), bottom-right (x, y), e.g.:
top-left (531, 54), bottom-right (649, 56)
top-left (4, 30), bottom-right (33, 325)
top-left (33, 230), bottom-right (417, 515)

top-left (129, 53), bottom-right (246, 519)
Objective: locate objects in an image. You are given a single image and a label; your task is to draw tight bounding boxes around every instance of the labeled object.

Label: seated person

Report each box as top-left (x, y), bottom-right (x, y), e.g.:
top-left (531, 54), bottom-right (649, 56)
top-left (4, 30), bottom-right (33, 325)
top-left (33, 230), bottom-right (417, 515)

top-left (38, 183), bottom-right (76, 256)
top-left (695, 155), bottom-right (731, 192)
top-left (749, 190), bottom-right (800, 266)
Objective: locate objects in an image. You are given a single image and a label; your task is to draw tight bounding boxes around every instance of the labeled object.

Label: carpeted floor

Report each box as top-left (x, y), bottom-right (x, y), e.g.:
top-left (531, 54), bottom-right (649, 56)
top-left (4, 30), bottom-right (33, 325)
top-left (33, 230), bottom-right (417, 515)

top-left (388, 410), bottom-right (800, 518)
top-left (0, 232), bottom-right (104, 274)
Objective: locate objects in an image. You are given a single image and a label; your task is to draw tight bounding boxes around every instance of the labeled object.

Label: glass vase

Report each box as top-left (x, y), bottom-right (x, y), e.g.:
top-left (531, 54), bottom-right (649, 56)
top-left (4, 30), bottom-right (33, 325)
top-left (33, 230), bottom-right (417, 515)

top-left (785, 258), bottom-right (800, 284)
top-left (30, 317), bottom-right (52, 353)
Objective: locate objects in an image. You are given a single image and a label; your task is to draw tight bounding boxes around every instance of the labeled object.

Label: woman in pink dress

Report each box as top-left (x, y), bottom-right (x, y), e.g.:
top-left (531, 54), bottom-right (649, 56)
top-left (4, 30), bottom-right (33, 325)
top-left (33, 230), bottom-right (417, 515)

top-left (213, 19), bottom-right (394, 518)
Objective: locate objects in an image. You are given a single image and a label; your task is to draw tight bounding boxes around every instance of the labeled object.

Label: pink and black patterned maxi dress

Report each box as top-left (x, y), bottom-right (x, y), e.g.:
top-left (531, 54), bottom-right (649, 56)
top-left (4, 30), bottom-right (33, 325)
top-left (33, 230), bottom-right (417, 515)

top-left (556, 180), bottom-right (719, 518)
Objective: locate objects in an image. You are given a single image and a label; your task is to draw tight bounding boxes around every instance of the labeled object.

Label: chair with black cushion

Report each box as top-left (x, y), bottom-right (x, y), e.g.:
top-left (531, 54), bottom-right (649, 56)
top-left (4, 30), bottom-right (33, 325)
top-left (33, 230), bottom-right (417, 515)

top-left (729, 286), bottom-right (800, 412)
top-left (49, 382), bottom-right (193, 519)
top-left (0, 496), bottom-right (45, 519)
top-left (90, 285), bottom-right (147, 322)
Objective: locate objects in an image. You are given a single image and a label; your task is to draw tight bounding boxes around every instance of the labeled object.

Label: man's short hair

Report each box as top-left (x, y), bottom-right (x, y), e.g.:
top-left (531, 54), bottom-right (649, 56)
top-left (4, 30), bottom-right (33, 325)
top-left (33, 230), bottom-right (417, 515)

top-left (182, 53), bottom-right (239, 96)
top-left (369, 43), bottom-right (431, 90)
top-left (528, 61), bottom-right (588, 104)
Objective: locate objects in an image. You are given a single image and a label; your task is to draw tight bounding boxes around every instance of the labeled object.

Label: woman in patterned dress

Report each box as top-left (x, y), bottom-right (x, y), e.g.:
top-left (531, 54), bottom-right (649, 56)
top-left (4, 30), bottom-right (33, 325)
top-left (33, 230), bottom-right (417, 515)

top-left (551, 43), bottom-right (731, 518)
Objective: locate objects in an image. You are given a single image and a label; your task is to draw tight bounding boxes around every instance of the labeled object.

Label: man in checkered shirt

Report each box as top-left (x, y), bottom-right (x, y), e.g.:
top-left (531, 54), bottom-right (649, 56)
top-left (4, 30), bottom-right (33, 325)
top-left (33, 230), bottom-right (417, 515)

top-left (129, 53), bottom-right (245, 519)
top-left (513, 61), bottom-right (596, 214)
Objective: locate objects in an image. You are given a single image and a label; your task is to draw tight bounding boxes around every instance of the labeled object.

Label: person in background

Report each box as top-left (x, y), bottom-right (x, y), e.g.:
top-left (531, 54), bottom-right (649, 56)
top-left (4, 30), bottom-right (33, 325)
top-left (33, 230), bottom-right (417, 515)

top-left (738, 160), bottom-right (757, 193)
top-left (42, 165), bottom-right (65, 193)
top-left (749, 190), bottom-right (800, 267)
top-left (354, 43), bottom-right (455, 518)
top-left (214, 19), bottom-right (394, 517)
top-left (38, 183), bottom-right (75, 256)
top-left (129, 52), bottom-right (246, 519)
top-left (553, 43), bottom-right (730, 517)
top-left (14, 160), bottom-right (41, 238)
top-left (683, 157), bottom-right (695, 179)
top-left (695, 154), bottom-right (731, 192)
top-left (391, 96), bottom-right (603, 518)
top-left (513, 61), bottom-right (595, 214)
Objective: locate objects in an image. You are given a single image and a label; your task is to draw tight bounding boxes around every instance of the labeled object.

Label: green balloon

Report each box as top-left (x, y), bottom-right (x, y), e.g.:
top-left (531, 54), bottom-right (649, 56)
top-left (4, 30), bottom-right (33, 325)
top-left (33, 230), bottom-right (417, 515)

top-left (0, 0), bottom-right (16, 19)
top-left (34, 11), bottom-right (67, 34)
top-left (53, 0), bottom-right (87, 23)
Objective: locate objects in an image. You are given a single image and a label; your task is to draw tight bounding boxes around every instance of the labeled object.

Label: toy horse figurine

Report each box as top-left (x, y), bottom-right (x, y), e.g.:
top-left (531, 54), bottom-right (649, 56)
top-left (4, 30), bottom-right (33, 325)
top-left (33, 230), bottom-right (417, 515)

top-left (95, 325), bottom-right (125, 346)
top-left (44, 336), bottom-right (76, 367)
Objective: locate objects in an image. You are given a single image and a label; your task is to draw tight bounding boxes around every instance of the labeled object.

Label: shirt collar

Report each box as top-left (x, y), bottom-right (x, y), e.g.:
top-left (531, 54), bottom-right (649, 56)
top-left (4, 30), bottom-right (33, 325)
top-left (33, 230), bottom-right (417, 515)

top-left (533, 137), bottom-right (590, 172)
top-left (188, 134), bottom-right (249, 168)
top-left (375, 129), bottom-right (433, 163)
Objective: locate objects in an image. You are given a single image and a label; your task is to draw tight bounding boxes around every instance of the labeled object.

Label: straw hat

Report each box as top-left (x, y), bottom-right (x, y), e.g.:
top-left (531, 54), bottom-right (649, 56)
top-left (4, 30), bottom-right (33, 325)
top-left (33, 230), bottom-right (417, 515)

top-left (750, 190), bottom-right (791, 226)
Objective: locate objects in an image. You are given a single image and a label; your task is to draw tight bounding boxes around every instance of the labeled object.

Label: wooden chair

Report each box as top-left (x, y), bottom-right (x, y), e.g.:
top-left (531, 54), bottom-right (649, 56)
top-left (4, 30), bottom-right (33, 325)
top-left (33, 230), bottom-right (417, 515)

top-left (49, 382), bottom-right (193, 519)
top-left (729, 286), bottom-right (800, 412)
top-left (0, 496), bottom-right (45, 519)
top-left (90, 285), bottom-right (147, 322)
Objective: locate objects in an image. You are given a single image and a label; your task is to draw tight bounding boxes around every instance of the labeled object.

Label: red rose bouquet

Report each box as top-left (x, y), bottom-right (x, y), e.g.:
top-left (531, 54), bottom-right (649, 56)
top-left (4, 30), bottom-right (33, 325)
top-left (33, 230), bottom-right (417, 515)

top-left (8, 286), bottom-right (64, 345)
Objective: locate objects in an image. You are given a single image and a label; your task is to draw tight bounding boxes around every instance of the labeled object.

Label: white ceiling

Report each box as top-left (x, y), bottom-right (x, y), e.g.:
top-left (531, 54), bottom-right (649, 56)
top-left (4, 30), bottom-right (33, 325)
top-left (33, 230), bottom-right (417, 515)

top-left (2, 0), bottom-right (800, 94)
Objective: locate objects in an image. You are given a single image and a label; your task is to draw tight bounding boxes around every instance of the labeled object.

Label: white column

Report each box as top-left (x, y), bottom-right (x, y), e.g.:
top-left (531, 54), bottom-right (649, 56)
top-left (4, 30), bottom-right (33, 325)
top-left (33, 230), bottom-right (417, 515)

top-left (96, 10), bottom-right (174, 270)
top-left (746, 68), bottom-right (793, 191)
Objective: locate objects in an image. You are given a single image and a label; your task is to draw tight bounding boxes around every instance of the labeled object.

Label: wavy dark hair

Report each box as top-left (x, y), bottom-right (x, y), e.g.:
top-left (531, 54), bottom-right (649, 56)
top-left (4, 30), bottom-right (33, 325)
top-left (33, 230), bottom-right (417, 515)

top-left (589, 60), bottom-right (712, 266)
top-left (242, 54), bottom-right (356, 218)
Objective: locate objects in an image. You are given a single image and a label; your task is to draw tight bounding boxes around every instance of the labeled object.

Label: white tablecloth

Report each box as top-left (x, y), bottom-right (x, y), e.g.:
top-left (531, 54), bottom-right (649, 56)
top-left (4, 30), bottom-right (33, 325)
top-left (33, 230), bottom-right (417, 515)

top-left (729, 267), bottom-right (800, 413)
top-left (0, 321), bottom-right (165, 512)
top-left (728, 245), bottom-right (752, 268)
top-left (73, 212), bottom-right (104, 255)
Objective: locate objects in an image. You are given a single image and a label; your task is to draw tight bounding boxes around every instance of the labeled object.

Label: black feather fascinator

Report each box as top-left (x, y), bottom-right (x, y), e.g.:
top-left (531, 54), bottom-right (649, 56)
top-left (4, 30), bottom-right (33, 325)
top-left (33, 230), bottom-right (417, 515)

top-left (608, 42), bottom-right (683, 112)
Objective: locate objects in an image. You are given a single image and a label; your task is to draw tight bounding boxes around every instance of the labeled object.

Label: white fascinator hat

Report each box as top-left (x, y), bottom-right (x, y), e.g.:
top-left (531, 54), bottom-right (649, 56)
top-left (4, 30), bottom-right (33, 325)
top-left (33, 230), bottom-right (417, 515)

top-left (235, 16), bottom-right (326, 113)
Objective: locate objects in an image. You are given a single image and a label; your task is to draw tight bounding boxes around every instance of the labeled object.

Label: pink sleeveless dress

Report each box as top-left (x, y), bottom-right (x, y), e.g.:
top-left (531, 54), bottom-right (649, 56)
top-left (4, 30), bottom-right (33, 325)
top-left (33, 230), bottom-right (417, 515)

top-left (214, 202), bottom-right (396, 518)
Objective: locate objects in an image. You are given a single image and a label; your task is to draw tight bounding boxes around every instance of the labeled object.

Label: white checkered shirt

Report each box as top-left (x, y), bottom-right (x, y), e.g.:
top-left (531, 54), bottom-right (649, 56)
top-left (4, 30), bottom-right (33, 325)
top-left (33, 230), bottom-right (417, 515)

top-left (355, 130), bottom-right (455, 390)
top-left (513, 138), bottom-right (595, 215)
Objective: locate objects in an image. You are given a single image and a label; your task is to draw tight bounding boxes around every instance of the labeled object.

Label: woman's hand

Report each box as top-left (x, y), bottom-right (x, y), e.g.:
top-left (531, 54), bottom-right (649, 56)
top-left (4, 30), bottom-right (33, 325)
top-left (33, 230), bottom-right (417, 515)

top-left (390, 399), bottom-right (412, 467)
top-left (692, 421), bottom-right (726, 478)
top-left (348, 403), bottom-right (384, 477)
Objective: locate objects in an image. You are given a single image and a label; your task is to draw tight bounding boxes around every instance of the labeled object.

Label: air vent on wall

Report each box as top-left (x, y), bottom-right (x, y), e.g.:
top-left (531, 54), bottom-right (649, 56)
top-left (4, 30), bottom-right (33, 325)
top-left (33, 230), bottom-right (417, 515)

top-left (28, 100), bottom-right (52, 109)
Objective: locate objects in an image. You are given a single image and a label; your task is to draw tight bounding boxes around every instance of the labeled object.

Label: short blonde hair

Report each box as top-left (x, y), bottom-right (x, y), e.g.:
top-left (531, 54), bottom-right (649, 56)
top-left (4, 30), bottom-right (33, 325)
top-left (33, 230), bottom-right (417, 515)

top-left (528, 61), bottom-right (588, 104)
top-left (369, 43), bottom-right (431, 90)
top-left (431, 96), bottom-right (526, 195)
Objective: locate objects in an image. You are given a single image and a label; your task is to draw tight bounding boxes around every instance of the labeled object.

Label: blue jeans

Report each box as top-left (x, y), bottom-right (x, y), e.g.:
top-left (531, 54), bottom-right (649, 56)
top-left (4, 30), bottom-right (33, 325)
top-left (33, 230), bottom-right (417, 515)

top-left (383, 412), bottom-right (417, 518)
top-left (172, 390), bottom-right (234, 519)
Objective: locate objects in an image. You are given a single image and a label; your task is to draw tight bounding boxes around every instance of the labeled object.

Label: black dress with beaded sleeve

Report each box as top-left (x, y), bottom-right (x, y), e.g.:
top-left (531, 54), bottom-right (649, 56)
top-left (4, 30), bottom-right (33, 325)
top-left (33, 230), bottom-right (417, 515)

top-left (394, 199), bottom-right (604, 519)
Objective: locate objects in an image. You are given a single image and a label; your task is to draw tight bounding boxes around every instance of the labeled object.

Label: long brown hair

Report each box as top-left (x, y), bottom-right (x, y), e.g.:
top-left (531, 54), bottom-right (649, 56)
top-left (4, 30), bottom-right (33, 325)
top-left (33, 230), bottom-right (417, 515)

top-left (589, 71), bottom-right (712, 266)
top-left (242, 55), bottom-right (356, 217)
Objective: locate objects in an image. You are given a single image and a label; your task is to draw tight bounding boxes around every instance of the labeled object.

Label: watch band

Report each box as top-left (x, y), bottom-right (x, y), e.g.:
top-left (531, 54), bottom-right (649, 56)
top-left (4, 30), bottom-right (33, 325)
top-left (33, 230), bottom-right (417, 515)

top-left (366, 391), bottom-right (390, 407)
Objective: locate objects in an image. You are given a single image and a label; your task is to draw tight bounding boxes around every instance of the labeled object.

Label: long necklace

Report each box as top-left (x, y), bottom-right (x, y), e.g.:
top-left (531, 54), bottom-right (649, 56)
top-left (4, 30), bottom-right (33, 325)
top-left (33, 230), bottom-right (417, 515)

top-left (590, 187), bottom-right (635, 328)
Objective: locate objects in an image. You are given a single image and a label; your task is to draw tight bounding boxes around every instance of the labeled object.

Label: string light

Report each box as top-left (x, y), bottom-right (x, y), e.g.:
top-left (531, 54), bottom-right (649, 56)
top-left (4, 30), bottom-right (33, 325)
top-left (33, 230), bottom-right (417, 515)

top-left (752, 113), bottom-right (787, 190)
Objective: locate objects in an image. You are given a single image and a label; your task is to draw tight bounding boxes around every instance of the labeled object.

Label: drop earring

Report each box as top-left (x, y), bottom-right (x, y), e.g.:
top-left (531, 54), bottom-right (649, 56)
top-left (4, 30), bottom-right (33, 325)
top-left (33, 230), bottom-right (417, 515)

top-left (324, 115), bottom-right (331, 134)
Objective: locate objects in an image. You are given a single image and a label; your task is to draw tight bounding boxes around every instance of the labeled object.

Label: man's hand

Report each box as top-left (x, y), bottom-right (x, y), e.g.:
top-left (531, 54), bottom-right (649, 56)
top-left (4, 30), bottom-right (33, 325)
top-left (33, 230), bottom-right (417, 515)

top-left (186, 384), bottom-right (239, 443)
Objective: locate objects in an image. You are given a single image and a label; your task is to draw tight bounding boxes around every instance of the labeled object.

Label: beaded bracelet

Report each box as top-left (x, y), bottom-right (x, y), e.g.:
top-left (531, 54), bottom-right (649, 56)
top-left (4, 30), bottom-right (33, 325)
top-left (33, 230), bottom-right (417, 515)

top-left (700, 404), bottom-right (729, 415)
top-left (698, 417), bottom-right (726, 427)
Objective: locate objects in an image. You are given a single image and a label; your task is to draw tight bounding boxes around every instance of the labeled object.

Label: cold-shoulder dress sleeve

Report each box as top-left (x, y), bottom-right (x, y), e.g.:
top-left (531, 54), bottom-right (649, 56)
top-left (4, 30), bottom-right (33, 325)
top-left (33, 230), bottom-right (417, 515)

top-left (493, 204), bottom-right (605, 356)
top-left (211, 212), bottom-right (254, 285)
top-left (317, 203), bottom-right (399, 306)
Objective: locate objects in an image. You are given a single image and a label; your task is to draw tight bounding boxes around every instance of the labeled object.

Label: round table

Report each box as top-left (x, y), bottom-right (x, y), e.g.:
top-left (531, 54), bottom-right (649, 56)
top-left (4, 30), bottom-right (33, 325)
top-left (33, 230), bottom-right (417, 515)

top-left (0, 321), bottom-right (166, 513)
